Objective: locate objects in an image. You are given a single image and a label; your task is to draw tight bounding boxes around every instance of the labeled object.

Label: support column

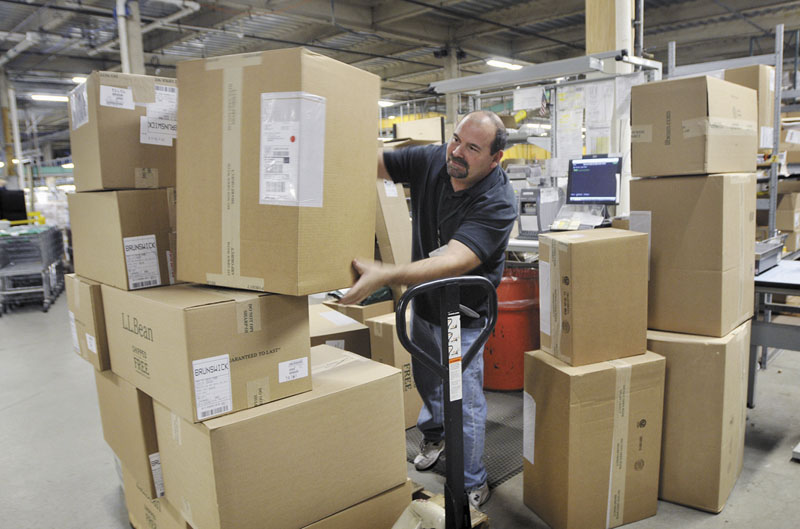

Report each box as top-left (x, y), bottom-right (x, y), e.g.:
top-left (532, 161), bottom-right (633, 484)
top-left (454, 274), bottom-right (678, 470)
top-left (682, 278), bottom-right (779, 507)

top-left (444, 45), bottom-right (459, 133)
top-left (117, 0), bottom-right (146, 74)
top-left (0, 71), bottom-right (12, 179)
top-left (7, 87), bottom-right (24, 190)
top-left (586, 0), bottom-right (634, 74)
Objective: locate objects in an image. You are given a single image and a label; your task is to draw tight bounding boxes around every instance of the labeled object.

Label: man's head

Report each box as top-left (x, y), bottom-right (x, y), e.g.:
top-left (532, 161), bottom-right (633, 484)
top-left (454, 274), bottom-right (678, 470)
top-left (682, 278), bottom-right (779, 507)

top-left (445, 111), bottom-right (507, 186)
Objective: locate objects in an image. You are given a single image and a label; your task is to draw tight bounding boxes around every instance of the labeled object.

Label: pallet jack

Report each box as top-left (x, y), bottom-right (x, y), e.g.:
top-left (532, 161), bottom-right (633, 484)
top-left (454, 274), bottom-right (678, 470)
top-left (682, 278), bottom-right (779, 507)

top-left (391, 276), bottom-right (498, 529)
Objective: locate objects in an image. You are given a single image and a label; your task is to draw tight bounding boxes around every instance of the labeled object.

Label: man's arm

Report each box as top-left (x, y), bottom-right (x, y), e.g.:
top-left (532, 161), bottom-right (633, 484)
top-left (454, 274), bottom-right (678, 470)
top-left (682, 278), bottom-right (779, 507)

top-left (338, 239), bottom-right (481, 305)
top-left (377, 149), bottom-right (392, 181)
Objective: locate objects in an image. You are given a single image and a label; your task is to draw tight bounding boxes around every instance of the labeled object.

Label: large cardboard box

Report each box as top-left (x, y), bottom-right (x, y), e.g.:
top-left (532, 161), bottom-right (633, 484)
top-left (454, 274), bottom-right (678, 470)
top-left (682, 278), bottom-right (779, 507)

top-left (309, 303), bottom-right (371, 358)
top-left (523, 350), bottom-right (665, 529)
top-left (122, 464), bottom-right (189, 529)
top-left (68, 189), bottom-right (174, 291)
top-left (95, 370), bottom-right (162, 499)
top-left (777, 193), bottom-right (800, 232)
top-left (785, 230), bottom-right (800, 253)
top-left (538, 229), bottom-right (648, 366)
top-left (68, 71), bottom-right (176, 192)
top-left (323, 299), bottom-right (394, 325)
top-left (102, 283), bottom-right (311, 423)
top-left (631, 76), bottom-right (757, 176)
top-left (302, 480), bottom-right (412, 529)
top-left (646, 321), bottom-right (750, 513)
top-left (724, 65), bottom-right (775, 153)
top-left (154, 345), bottom-right (408, 529)
top-left (176, 48), bottom-right (380, 295)
top-left (366, 312), bottom-right (422, 429)
top-left (65, 273), bottom-right (109, 370)
top-left (630, 174), bottom-right (756, 337)
top-left (375, 179), bottom-right (412, 302)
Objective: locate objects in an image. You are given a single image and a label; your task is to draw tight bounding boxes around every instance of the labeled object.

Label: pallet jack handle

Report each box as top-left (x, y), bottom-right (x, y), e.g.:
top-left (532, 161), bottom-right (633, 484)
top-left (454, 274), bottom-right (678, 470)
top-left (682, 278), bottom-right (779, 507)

top-left (395, 276), bottom-right (498, 529)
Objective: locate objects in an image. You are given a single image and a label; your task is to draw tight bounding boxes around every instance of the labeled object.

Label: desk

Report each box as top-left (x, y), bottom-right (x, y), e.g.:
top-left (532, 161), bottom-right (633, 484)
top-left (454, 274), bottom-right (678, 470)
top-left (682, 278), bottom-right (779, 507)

top-left (749, 260), bottom-right (800, 408)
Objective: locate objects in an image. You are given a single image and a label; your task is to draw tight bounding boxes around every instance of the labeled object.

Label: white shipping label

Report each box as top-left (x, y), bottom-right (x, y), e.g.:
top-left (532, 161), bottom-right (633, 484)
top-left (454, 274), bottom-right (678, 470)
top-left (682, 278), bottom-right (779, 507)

top-left (148, 452), bottom-right (166, 498)
top-left (786, 129), bottom-right (800, 145)
top-left (68, 311), bottom-right (80, 352)
top-left (69, 83), bottom-right (89, 130)
top-left (384, 179), bottom-right (399, 198)
top-left (85, 333), bottom-right (97, 354)
top-left (123, 235), bottom-right (162, 290)
top-left (279, 357), bottom-right (309, 383)
top-left (149, 84), bottom-right (178, 121)
top-left (99, 85), bottom-right (134, 110)
top-left (192, 354), bottom-right (233, 420)
top-left (539, 261), bottom-right (551, 336)
top-left (259, 92), bottom-right (325, 207)
top-left (140, 116), bottom-right (177, 146)
top-left (325, 339), bottom-right (346, 350)
top-left (523, 392), bottom-right (536, 464)
top-left (447, 313), bottom-right (462, 402)
top-left (760, 126), bottom-right (774, 150)
top-left (320, 309), bottom-right (359, 327)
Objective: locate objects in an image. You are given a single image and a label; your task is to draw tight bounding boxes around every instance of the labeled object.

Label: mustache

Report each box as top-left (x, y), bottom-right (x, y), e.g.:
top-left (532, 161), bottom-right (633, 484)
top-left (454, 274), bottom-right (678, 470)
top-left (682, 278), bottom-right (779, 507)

top-left (447, 155), bottom-right (469, 170)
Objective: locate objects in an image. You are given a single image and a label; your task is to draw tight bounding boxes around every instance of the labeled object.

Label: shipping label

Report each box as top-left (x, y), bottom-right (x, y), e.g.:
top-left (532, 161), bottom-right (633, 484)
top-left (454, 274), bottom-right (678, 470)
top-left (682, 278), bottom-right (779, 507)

top-left (523, 391), bottom-right (536, 464)
top-left (325, 339), bottom-right (345, 350)
top-left (384, 179), bottom-right (399, 198)
top-left (148, 452), bottom-right (166, 498)
top-left (192, 354), bottom-right (233, 420)
top-left (69, 83), bottom-right (89, 130)
top-left (68, 311), bottom-right (80, 353)
top-left (539, 261), bottom-right (551, 336)
top-left (278, 357), bottom-right (309, 383)
top-left (140, 116), bottom-right (177, 146)
top-left (99, 85), bottom-right (134, 110)
top-left (123, 235), bottom-right (162, 290)
top-left (320, 309), bottom-right (358, 327)
top-left (86, 333), bottom-right (97, 354)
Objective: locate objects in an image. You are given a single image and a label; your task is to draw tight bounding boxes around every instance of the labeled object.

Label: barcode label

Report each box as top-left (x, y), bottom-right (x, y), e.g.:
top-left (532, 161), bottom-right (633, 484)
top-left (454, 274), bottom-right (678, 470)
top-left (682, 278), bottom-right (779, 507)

top-left (273, 149), bottom-right (289, 158)
top-left (131, 279), bottom-right (160, 289)
top-left (263, 163), bottom-right (284, 174)
top-left (123, 234), bottom-right (162, 290)
top-left (70, 83), bottom-right (89, 130)
top-left (193, 354), bottom-right (233, 420)
top-left (155, 84), bottom-right (177, 93)
top-left (262, 181), bottom-right (286, 193)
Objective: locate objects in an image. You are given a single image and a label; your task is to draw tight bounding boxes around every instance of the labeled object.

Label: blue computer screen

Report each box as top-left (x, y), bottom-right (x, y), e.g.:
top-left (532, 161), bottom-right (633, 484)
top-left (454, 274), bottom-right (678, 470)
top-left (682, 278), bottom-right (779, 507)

top-left (566, 157), bottom-right (620, 205)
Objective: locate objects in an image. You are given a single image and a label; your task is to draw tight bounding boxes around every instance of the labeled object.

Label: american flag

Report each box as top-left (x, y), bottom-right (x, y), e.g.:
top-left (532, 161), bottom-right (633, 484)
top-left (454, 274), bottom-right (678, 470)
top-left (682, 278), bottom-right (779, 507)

top-left (539, 89), bottom-right (548, 117)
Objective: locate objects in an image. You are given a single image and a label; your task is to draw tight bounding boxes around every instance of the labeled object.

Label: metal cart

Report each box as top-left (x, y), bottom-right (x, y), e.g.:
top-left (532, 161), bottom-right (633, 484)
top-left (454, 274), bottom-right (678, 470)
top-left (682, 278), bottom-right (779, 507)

top-left (0, 225), bottom-right (65, 314)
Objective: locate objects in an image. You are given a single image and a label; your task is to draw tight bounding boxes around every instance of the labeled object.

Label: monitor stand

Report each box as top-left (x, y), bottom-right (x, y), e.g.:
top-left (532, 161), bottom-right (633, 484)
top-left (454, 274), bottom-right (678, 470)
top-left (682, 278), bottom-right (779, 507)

top-left (550, 204), bottom-right (609, 231)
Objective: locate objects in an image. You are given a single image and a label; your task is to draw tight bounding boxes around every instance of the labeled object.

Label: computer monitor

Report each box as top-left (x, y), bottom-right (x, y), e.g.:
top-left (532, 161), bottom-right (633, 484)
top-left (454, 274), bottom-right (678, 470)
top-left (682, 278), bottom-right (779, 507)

top-left (566, 155), bottom-right (621, 205)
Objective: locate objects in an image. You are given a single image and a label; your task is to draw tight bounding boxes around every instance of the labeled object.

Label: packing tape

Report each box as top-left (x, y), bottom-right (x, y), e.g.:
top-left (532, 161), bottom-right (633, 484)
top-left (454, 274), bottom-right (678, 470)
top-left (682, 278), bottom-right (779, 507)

top-left (247, 377), bottom-right (270, 406)
top-left (630, 124), bottom-right (652, 143)
top-left (682, 117), bottom-right (757, 139)
top-left (606, 359), bottom-right (632, 529)
top-left (134, 168), bottom-right (159, 188)
top-left (73, 278), bottom-right (80, 309)
top-left (204, 53), bottom-right (265, 291)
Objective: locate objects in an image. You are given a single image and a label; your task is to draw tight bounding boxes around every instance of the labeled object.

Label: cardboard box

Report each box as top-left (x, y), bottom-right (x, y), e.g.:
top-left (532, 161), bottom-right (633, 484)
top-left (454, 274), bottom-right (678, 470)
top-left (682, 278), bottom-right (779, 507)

top-left (375, 179), bottom-right (412, 302)
top-left (523, 350), bottom-right (665, 529)
top-left (724, 65), bottom-right (775, 153)
top-left (785, 230), bottom-right (800, 253)
top-left (309, 303), bottom-right (371, 358)
top-left (95, 370), bottom-right (162, 499)
top-left (102, 283), bottom-right (312, 423)
top-left (154, 345), bottom-right (407, 529)
top-left (68, 71), bottom-right (177, 192)
top-left (778, 178), bottom-right (800, 194)
top-left (65, 273), bottom-right (109, 370)
top-left (755, 225), bottom-right (770, 241)
top-left (122, 464), bottom-right (189, 529)
top-left (176, 48), bottom-right (380, 295)
top-left (780, 127), bottom-right (800, 164)
top-left (631, 76), bottom-right (757, 176)
top-left (68, 190), bottom-right (174, 291)
top-left (323, 299), bottom-right (394, 325)
top-left (646, 321), bottom-right (751, 513)
top-left (777, 193), bottom-right (800, 231)
top-left (302, 480), bottom-right (412, 529)
top-left (630, 174), bottom-right (756, 337)
top-left (538, 229), bottom-right (648, 366)
top-left (366, 312), bottom-right (422, 429)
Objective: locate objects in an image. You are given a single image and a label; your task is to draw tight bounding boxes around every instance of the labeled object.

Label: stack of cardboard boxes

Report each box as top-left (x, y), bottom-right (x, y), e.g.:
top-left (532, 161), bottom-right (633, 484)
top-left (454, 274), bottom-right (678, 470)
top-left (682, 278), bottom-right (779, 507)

top-left (66, 48), bottom-right (413, 529)
top-left (629, 75), bottom-right (757, 513)
top-left (523, 228), bottom-right (666, 529)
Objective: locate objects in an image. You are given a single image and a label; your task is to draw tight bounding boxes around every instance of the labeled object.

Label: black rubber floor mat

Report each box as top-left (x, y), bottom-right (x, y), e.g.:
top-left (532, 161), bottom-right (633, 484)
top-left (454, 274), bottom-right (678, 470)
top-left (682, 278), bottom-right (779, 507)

top-left (405, 390), bottom-right (524, 489)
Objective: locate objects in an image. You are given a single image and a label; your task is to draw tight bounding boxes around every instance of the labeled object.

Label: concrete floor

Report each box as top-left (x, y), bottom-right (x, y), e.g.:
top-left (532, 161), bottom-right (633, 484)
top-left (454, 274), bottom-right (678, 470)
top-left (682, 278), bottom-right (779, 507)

top-left (1, 296), bottom-right (799, 529)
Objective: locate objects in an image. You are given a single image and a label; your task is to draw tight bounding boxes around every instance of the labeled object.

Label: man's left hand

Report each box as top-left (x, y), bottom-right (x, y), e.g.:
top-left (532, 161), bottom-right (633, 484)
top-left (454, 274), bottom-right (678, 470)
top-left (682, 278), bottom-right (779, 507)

top-left (338, 259), bottom-right (390, 305)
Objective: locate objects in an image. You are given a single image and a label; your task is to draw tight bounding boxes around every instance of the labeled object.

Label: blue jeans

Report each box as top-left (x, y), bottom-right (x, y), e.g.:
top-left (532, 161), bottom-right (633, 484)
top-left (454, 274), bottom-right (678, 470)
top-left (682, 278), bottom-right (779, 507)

top-left (411, 312), bottom-right (488, 489)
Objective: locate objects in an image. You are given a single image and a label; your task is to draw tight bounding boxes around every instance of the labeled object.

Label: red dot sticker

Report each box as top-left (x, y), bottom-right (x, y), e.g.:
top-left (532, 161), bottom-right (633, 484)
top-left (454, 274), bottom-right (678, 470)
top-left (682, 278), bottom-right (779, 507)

top-left (290, 136), bottom-right (296, 142)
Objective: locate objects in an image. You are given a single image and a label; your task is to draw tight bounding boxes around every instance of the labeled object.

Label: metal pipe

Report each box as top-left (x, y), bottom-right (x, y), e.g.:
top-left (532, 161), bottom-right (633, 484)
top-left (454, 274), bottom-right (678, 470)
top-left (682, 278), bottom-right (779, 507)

top-left (7, 87), bottom-right (24, 188)
top-left (795, 29), bottom-right (799, 90)
top-left (116, 0), bottom-right (131, 73)
top-left (769, 24), bottom-right (784, 238)
top-left (634, 0), bottom-right (644, 61)
top-left (0, 33), bottom-right (41, 68)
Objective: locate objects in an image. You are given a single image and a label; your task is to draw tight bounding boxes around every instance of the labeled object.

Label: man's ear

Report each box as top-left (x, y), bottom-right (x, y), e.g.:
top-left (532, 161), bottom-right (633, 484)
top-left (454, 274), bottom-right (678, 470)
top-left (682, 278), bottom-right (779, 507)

top-left (490, 149), bottom-right (504, 169)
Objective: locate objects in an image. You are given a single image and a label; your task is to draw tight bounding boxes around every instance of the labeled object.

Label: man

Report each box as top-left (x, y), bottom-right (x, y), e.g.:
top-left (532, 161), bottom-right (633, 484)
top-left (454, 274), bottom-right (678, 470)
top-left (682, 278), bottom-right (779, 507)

top-left (339, 110), bottom-right (517, 509)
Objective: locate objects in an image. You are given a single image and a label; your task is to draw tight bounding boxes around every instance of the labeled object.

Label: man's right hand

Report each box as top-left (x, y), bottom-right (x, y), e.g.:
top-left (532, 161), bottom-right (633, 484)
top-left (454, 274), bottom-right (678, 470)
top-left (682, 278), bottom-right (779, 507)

top-left (338, 258), bottom-right (391, 305)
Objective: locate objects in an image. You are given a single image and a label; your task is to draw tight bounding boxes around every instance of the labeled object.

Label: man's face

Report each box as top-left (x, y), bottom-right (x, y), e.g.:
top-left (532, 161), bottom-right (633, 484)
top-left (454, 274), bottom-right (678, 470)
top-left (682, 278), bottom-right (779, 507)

top-left (445, 115), bottom-right (501, 183)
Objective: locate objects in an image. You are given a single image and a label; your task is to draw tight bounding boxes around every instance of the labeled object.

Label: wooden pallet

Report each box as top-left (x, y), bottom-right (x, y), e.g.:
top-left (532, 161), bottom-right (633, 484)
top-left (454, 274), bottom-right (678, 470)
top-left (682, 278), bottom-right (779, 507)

top-left (411, 483), bottom-right (490, 528)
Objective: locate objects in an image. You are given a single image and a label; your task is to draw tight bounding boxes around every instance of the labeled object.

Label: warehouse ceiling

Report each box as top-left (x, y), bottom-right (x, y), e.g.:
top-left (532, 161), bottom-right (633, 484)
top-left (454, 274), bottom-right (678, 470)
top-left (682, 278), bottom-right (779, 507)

top-left (2, 0), bottom-right (800, 154)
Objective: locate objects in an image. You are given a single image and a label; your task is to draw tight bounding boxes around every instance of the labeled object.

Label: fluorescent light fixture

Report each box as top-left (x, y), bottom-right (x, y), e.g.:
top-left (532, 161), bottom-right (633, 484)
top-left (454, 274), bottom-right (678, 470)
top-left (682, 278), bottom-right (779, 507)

top-left (12, 159), bottom-right (19, 164)
top-left (0, 161), bottom-right (4, 168)
top-left (486, 59), bottom-right (522, 71)
top-left (61, 163), bottom-right (74, 169)
top-left (378, 100), bottom-right (395, 107)
top-left (31, 94), bottom-right (69, 102)
top-left (388, 115), bottom-right (396, 119)
top-left (72, 76), bottom-right (87, 83)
